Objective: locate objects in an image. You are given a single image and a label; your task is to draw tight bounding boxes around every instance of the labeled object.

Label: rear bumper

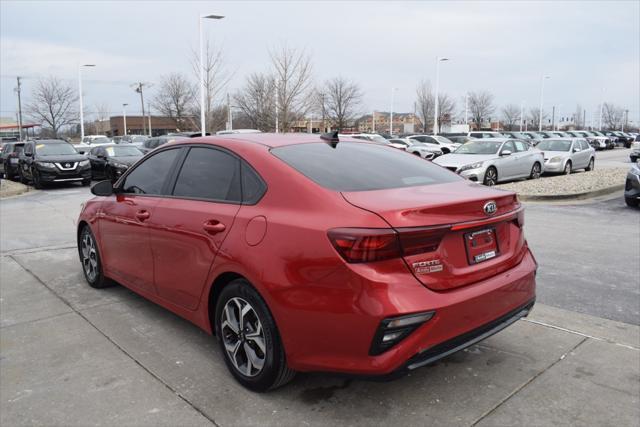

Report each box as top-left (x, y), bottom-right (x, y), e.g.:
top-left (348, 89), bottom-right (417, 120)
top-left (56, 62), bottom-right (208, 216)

top-left (287, 248), bottom-right (537, 375)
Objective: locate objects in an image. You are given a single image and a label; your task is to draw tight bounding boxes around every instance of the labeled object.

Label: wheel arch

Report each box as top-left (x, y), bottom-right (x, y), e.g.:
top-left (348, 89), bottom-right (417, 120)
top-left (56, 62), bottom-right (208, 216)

top-left (207, 271), bottom-right (248, 334)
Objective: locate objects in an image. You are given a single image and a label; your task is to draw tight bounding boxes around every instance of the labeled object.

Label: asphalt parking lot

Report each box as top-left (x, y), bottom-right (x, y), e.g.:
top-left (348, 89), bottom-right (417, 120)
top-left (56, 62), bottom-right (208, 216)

top-left (1, 175), bottom-right (639, 426)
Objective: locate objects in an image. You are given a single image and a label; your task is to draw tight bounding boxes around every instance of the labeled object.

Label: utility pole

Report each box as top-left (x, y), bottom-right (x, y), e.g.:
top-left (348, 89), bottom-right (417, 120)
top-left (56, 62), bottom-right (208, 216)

top-left (275, 80), bottom-right (279, 133)
top-left (147, 103), bottom-right (152, 136)
top-left (133, 82), bottom-right (148, 135)
top-left (372, 110), bottom-right (376, 133)
top-left (583, 109), bottom-right (586, 130)
top-left (551, 105), bottom-right (555, 131)
top-left (15, 77), bottom-right (23, 141)
top-left (226, 93), bottom-right (232, 131)
top-left (519, 101), bottom-right (524, 132)
top-left (623, 109), bottom-right (629, 132)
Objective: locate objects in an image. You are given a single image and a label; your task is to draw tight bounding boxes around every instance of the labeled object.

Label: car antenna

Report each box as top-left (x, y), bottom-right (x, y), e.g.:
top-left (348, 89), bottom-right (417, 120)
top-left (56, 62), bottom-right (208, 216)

top-left (320, 130), bottom-right (339, 148)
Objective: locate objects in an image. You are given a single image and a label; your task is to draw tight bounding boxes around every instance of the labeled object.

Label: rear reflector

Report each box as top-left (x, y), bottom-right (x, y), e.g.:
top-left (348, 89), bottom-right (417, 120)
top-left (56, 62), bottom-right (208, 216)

top-left (328, 226), bottom-right (448, 263)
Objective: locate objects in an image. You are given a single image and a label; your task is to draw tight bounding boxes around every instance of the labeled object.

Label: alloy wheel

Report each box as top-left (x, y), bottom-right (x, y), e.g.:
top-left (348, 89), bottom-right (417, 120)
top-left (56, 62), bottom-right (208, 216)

top-left (81, 231), bottom-right (98, 282)
top-left (531, 163), bottom-right (541, 179)
top-left (484, 168), bottom-right (497, 186)
top-left (221, 297), bottom-right (266, 377)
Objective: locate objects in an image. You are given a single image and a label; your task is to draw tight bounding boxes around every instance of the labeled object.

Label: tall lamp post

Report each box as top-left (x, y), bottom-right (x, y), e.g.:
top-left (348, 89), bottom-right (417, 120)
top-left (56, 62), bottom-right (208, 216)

top-left (78, 64), bottom-right (96, 140)
top-left (433, 56), bottom-right (449, 135)
top-left (598, 87), bottom-right (605, 131)
top-left (538, 74), bottom-right (550, 131)
top-left (122, 103), bottom-right (128, 136)
top-left (389, 87), bottom-right (398, 136)
top-left (199, 13), bottom-right (225, 136)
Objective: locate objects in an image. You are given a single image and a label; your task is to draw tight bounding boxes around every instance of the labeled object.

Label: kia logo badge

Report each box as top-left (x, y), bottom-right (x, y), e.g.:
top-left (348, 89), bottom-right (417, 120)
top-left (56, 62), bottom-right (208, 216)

top-left (483, 201), bottom-right (497, 216)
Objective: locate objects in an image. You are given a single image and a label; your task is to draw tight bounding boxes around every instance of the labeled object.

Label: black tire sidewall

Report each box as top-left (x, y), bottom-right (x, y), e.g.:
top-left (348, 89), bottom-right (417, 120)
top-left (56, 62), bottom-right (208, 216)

top-left (78, 225), bottom-right (107, 288)
top-left (214, 279), bottom-right (285, 392)
top-left (484, 167), bottom-right (497, 186)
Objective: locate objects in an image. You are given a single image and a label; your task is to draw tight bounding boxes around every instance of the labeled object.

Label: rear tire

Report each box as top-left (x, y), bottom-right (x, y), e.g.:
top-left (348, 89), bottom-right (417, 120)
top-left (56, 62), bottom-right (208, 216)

top-left (78, 225), bottom-right (111, 288)
top-left (585, 158), bottom-right (595, 171)
top-left (483, 167), bottom-right (498, 186)
top-left (215, 279), bottom-right (295, 392)
top-left (529, 162), bottom-right (541, 179)
top-left (626, 197), bottom-right (639, 207)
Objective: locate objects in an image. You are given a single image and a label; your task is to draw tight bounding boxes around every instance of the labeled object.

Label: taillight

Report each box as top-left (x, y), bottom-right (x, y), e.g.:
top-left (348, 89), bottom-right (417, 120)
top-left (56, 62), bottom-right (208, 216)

top-left (328, 226), bottom-right (448, 263)
top-left (396, 226), bottom-right (449, 256)
top-left (328, 228), bottom-right (401, 263)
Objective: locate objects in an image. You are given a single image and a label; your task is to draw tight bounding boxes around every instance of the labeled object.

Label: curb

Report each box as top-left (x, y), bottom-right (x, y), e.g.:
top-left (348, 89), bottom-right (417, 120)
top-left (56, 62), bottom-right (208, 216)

top-left (517, 183), bottom-right (625, 201)
top-left (0, 180), bottom-right (31, 199)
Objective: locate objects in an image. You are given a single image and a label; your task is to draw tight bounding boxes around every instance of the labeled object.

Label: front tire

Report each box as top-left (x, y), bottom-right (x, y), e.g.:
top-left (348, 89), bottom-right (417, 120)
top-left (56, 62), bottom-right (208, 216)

top-left (32, 168), bottom-right (43, 189)
top-left (563, 161), bottom-right (572, 175)
top-left (626, 197), bottom-right (639, 207)
top-left (78, 225), bottom-right (111, 288)
top-left (483, 167), bottom-right (498, 186)
top-left (215, 279), bottom-right (295, 392)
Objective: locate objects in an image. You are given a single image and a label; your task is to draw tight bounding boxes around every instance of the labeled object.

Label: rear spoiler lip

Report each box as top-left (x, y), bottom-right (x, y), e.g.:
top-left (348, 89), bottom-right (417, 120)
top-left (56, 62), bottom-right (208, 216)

top-left (449, 206), bottom-right (524, 231)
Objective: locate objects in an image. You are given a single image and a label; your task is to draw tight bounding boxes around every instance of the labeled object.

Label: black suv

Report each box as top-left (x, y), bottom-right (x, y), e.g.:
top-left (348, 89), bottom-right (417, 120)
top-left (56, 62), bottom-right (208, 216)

top-left (0, 141), bottom-right (25, 180)
top-left (18, 140), bottom-right (92, 188)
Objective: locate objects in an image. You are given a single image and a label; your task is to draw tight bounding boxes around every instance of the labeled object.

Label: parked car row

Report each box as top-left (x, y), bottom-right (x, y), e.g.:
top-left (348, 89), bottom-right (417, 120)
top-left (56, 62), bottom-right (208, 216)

top-left (0, 139), bottom-right (145, 188)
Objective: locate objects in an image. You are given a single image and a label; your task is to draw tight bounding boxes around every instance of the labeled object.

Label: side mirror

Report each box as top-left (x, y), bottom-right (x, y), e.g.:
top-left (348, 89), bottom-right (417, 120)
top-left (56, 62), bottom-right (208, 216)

top-left (573, 147), bottom-right (580, 152)
top-left (91, 180), bottom-right (114, 197)
top-left (500, 150), bottom-right (512, 156)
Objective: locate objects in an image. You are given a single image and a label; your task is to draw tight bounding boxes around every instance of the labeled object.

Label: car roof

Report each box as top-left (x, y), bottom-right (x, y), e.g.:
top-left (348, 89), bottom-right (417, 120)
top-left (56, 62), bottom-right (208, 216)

top-left (29, 139), bottom-right (69, 144)
top-left (173, 133), bottom-right (362, 148)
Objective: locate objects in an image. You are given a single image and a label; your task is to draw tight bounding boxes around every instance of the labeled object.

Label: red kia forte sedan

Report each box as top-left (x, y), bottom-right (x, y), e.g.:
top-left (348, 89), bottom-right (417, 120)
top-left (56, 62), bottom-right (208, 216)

top-left (77, 133), bottom-right (536, 391)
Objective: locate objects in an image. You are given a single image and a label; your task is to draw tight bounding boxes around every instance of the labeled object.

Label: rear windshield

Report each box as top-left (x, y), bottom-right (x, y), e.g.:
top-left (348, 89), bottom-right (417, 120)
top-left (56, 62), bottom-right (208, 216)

top-left (271, 142), bottom-right (460, 192)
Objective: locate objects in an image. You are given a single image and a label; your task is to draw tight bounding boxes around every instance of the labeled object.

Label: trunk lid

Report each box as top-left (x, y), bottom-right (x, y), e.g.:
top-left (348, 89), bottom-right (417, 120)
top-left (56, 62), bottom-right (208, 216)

top-left (341, 180), bottom-right (526, 291)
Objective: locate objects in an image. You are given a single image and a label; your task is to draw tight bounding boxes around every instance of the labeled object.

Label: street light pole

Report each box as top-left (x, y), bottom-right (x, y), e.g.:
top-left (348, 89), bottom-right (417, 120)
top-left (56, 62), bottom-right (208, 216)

top-left (538, 74), bottom-right (550, 131)
top-left (390, 88), bottom-right (397, 136)
top-left (122, 104), bottom-right (128, 135)
top-left (433, 57), bottom-right (449, 135)
top-left (199, 13), bottom-right (225, 136)
top-left (520, 101), bottom-right (524, 131)
top-left (465, 93), bottom-right (468, 128)
top-left (598, 88), bottom-right (605, 131)
top-left (78, 64), bottom-right (96, 140)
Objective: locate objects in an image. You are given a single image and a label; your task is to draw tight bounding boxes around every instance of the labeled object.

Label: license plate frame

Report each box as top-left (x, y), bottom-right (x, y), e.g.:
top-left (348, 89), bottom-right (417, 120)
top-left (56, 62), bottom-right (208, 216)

top-left (464, 227), bottom-right (499, 265)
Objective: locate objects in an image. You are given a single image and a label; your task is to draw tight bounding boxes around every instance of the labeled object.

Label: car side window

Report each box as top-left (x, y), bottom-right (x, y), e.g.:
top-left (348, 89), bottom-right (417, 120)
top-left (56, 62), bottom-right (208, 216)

top-left (514, 141), bottom-right (528, 152)
top-left (470, 133), bottom-right (482, 138)
top-left (172, 147), bottom-right (241, 202)
top-left (413, 136), bottom-right (426, 143)
top-left (502, 141), bottom-right (516, 153)
top-left (121, 148), bottom-right (181, 195)
top-left (581, 140), bottom-right (590, 150)
top-left (241, 161), bottom-right (267, 204)
top-left (24, 143), bottom-right (32, 155)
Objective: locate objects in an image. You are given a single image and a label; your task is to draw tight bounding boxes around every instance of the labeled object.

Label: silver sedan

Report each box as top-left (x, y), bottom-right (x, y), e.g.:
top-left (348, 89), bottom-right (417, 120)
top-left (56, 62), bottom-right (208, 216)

top-left (433, 138), bottom-right (544, 186)
top-left (535, 138), bottom-right (595, 174)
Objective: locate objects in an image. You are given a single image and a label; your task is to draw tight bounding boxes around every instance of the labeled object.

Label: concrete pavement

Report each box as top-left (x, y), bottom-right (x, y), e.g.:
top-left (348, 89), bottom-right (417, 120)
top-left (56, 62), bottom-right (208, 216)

top-left (1, 179), bottom-right (639, 426)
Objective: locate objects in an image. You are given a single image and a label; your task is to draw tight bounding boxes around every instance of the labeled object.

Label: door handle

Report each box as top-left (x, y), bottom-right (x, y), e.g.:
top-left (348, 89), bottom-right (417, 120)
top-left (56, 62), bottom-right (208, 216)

top-left (203, 220), bottom-right (226, 234)
top-left (136, 210), bottom-right (150, 221)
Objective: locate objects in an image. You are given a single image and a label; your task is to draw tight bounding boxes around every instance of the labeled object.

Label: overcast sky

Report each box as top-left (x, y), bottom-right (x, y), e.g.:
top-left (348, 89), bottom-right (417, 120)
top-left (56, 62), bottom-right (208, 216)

top-left (1, 0), bottom-right (639, 126)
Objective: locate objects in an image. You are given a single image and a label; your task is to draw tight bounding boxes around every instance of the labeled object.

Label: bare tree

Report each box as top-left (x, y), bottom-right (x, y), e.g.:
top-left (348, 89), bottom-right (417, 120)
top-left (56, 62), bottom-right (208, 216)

top-left (270, 45), bottom-right (313, 132)
top-left (234, 72), bottom-right (277, 131)
top-left (153, 73), bottom-right (196, 129)
top-left (190, 39), bottom-right (230, 133)
top-left (27, 76), bottom-right (78, 138)
top-left (501, 104), bottom-right (520, 131)
top-left (467, 91), bottom-right (495, 129)
top-left (323, 77), bottom-right (363, 130)
top-left (602, 102), bottom-right (624, 130)
top-left (436, 93), bottom-right (456, 133)
top-left (528, 108), bottom-right (548, 130)
top-left (415, 80), bottom-right (434, 132)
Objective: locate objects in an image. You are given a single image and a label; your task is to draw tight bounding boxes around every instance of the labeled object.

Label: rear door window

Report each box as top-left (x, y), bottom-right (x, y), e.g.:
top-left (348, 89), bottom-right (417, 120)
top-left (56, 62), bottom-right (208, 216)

top-left (272, 142), bottom-right (459, 192)
top-left (172, 147), bottom-right (241, 202)
top-left (513, 141), bottom-right (529, 152)
top-left (121, 148), bottom-right (181, 195)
